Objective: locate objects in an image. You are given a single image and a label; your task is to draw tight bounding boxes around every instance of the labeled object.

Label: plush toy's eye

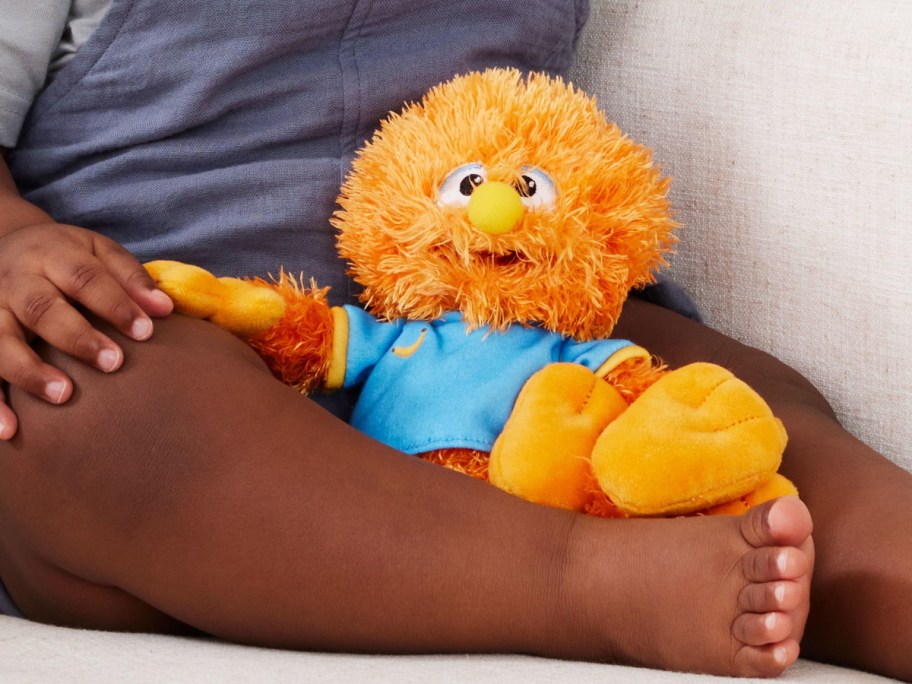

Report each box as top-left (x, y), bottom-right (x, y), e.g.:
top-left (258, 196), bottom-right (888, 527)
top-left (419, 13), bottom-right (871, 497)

top-left (516, 168), bottom-right (556, 210)
top-left (517, 175), bottom-right (537, 197)
top-left (438, 163), bottom-right (487, 208)
top-left (459, 174), bottom-right (485, 196)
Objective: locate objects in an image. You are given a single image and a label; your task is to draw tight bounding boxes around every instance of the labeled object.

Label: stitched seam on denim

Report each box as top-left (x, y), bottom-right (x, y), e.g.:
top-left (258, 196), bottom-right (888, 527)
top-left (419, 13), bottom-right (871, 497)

top-left (25, 0), bottom-right (139, 128)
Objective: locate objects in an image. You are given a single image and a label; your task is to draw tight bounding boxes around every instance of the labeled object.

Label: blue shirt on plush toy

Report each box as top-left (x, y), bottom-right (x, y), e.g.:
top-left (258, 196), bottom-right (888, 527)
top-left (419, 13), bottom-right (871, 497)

top-left (335, 305), bottom-right (644, 454)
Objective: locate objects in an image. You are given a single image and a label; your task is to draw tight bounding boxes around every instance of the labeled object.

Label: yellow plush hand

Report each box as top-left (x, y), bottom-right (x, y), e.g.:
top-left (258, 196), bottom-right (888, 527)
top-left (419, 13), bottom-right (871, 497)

top-left (145, 261), bottom-right (286, 337)
top-left (591, 363), bottom-right (788, 516)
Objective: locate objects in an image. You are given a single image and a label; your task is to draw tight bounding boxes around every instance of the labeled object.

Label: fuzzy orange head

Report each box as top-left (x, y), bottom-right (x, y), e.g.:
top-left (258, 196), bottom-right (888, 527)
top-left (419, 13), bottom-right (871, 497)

top-left (332, 68), bottom-right (676, 340)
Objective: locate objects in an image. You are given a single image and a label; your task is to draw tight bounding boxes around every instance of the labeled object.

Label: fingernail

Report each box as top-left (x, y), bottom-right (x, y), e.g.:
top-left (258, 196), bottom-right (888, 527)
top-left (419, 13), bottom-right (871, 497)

top-left (45, 380), bottom-right (68, 403)
top-left (131, 317), bottom-right (153, 340)
top-left (97, 347), bottom-right (122, 373)
top-left (0, 417), bottom-right (10, 440)
top-left (151, 288), bottom-right (172, 305)
top-left (774, 645), bottom-right (789, 665)
top-left (764, 613), bottom-right (777, 630)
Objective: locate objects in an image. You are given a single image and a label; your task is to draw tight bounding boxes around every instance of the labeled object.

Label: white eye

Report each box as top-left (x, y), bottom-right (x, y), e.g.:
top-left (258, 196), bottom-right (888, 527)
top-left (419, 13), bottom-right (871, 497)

top-left (437, 163), bottom-right (487, 208)
top-left (516, 168), bottom-right (557, 211)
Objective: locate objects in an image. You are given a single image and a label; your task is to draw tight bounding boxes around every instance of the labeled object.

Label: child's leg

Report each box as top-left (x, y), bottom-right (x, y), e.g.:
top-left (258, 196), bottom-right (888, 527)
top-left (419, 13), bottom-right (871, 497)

top-left (774, 409), bottom-right (912, 678)
top-left (615, 297), bottom-right (912, 680)
top-left (0, 314), bottom-right (812, 676)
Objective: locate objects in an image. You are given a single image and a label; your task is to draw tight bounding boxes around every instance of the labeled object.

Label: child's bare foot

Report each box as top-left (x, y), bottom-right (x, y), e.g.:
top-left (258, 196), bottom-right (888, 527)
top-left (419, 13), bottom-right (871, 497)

top-left (557, 496), bottom-right (813, 677)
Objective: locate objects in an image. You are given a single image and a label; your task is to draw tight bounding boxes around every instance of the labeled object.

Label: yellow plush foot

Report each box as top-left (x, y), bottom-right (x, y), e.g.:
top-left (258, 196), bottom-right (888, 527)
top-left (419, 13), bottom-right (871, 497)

top-left (703, 473), bottom-right (799, 516)
top-left (145, 260), bottom-right (286, 337)
top-left (591, 362), bottom-right (788, 517)
top-left (489, 363), bottom-right (628, 511)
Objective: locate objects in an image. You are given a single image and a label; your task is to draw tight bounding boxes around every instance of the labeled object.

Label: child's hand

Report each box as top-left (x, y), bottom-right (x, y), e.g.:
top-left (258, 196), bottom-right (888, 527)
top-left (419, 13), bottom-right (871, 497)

top-left (0, 222), bottom-right (174, 438)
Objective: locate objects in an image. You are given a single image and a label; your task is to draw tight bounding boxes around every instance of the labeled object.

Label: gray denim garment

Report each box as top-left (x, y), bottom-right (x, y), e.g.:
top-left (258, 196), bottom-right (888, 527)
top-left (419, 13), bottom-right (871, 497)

top-left (0, 579), bottom-right (23, 618)
top-left (9, 0), bottom-right (588, 304)
top-left (5, 0), bottom-right (699, 399)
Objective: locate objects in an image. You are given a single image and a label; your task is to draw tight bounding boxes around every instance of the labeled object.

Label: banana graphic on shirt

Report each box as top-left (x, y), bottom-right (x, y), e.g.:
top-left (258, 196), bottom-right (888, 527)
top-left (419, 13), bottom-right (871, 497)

top-left (392, 328), bottom-right (428, 358)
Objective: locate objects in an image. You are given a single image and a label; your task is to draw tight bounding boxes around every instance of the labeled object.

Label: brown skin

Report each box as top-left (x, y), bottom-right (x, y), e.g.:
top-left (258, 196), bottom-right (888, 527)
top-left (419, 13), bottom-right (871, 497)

top-left (0, 314), bottom-right (811, 678)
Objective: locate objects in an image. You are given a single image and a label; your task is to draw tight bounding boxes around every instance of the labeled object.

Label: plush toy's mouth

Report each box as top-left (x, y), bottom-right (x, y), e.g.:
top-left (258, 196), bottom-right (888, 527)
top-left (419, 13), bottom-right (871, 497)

top-left (476, 249), bottom-right (523, 268)
top-left (427, 244), bottom-right (526, 269)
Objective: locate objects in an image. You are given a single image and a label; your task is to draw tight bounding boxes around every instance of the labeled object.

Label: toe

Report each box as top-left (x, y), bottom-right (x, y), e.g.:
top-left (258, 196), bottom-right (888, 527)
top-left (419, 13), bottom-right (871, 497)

top-left (739, 580), bottom-right (803, 613)
top-left (732, 639), bottom-right (799, 677)
top-left (740, 496), bottom-right (813, 549)
top-left (733, 611), bottom-right (794, 646)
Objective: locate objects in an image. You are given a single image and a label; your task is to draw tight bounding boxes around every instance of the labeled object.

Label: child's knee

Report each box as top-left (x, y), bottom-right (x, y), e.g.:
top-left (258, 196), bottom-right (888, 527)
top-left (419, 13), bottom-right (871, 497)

top-left (0, 315), bottom-right (270, 575)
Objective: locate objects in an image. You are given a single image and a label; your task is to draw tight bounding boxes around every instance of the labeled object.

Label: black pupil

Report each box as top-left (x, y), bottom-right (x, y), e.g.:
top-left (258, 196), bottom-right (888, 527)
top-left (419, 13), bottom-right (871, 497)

top-left (518, 175), bottom-right (537, 197)
top-left (459, 174), bottom-right (484, 196)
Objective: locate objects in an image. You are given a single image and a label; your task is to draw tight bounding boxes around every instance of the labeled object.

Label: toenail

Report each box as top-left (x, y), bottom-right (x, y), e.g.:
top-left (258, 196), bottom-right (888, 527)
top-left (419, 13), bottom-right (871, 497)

top-left (777, 550), bottom-right (789, 574)
top-left (774, 645), bottom-right (789, 665)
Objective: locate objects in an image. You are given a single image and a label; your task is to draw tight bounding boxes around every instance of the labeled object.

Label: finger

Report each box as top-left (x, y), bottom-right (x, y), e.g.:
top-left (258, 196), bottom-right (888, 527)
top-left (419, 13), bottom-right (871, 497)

top-left (93, 236), bottom-right (174, 317)
top-left (42, 255), bottom-right (155, 341)
top-left (0, 311), bottom-right (73, 404)
top-left (0, 389), bottom-right (18, 440)
top-left (8, 278), bottom-right (125, 372)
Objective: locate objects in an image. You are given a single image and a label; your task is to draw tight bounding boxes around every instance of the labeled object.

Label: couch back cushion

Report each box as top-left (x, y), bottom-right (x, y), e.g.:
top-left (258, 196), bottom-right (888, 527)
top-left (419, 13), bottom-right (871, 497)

top-left (572, 0), bottom-right (912, 469)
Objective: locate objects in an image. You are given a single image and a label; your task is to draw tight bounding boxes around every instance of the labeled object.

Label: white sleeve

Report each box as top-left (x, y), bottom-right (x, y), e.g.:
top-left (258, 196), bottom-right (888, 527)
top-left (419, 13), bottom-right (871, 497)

top-left (0, 1), bottom-right (71, 147)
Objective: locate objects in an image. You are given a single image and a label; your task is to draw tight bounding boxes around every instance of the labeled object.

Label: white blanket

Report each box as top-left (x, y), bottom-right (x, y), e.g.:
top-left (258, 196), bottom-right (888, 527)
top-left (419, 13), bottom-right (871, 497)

top-left (0, 616), bottom-right (898, 683)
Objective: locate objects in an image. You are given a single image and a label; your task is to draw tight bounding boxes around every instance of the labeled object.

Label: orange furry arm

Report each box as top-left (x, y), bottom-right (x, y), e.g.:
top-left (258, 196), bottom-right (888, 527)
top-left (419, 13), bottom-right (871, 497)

top-left (247, 274), bottom-right (335, 393)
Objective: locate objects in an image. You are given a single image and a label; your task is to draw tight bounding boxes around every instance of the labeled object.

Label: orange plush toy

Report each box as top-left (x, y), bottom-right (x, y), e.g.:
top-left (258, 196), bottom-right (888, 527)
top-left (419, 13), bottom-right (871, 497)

top-left (147, 68), bottom-right (796, 518)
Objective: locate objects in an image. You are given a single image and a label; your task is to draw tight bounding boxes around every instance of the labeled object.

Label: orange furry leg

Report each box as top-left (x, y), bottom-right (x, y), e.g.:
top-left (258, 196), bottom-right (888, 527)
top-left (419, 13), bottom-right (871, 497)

top-left (602, 354), bottom-right (666, 403)
top-left (421, 447), bottom-right (633, 519)
top-left (582, 476), bottom-right (629, 519)
top-left (247, 273), bottom-right (334, 393)
top-left (420, 449), bottom-right (490, 482)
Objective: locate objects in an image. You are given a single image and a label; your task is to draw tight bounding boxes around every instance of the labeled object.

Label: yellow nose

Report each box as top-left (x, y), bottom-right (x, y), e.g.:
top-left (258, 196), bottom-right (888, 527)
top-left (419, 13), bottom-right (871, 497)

top-left (467, 181), bottom-right (524, 235)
